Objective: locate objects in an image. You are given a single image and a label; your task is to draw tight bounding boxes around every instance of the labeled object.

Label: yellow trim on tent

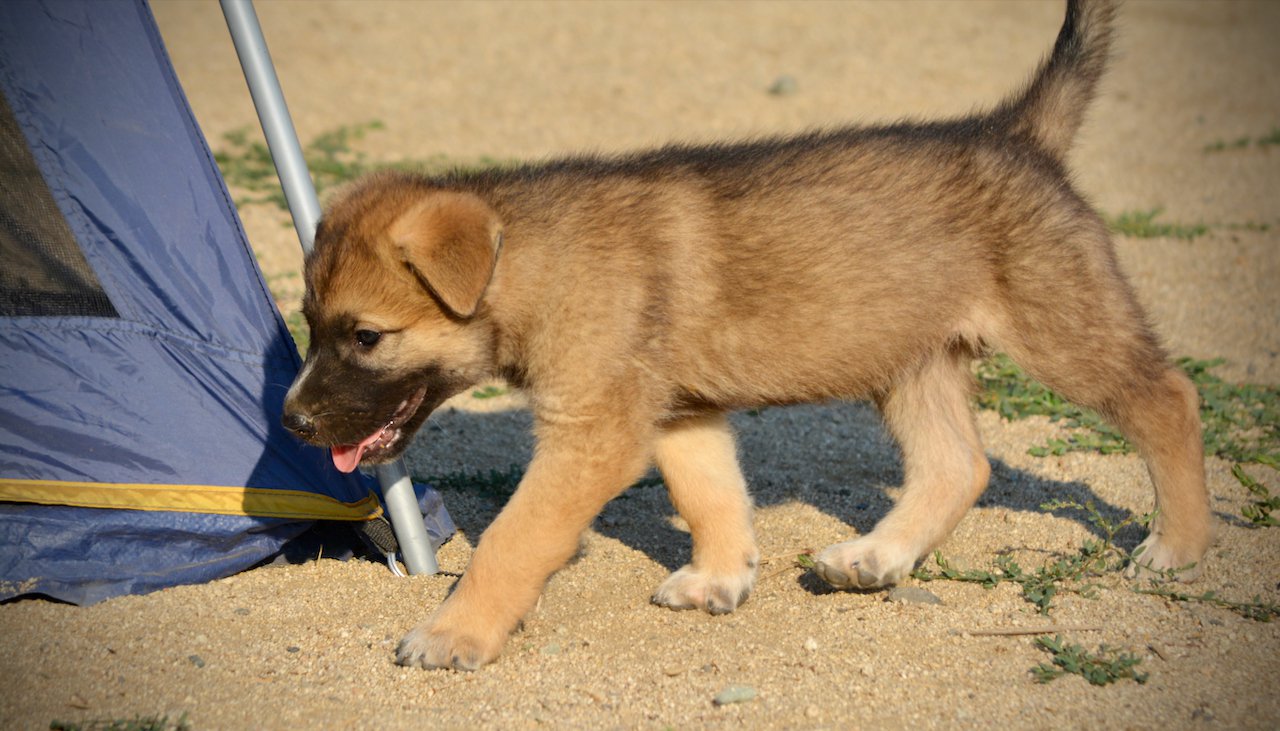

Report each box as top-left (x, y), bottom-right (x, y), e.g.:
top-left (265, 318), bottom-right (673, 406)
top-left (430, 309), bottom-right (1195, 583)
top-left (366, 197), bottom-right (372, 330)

top-left (0, 478), bottom-right (383, 521)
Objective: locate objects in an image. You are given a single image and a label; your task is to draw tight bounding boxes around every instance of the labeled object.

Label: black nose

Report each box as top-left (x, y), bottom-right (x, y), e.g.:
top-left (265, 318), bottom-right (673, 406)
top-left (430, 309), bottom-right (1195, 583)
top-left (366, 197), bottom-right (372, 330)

top-left (282, 411), bottom-right (317, 439)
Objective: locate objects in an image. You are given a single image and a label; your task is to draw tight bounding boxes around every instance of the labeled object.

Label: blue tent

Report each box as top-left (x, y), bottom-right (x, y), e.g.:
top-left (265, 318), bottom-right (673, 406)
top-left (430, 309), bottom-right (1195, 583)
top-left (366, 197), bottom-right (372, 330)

top-left (0, 0), bottom-right (452, 605)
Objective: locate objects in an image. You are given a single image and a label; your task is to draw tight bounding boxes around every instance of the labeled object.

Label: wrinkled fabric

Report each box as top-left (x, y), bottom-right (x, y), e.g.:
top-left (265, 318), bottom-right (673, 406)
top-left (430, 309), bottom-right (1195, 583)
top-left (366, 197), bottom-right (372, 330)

top-left (0, 0), bottom-right (453, 605)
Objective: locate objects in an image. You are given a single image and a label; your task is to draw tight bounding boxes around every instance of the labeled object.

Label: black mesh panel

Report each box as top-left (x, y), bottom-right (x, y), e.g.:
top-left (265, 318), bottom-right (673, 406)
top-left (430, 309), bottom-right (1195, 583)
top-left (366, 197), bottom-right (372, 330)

top-left (0, 91), bottom-right (118, 318)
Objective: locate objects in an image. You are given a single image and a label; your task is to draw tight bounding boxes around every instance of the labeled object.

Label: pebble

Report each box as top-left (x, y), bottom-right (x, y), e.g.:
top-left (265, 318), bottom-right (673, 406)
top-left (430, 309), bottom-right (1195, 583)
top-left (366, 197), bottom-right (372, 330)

top-left (886, 586), bottom-right (943, 605)
top-left (1191, 706), bottom-right (1215, 722)
top-left (803, 637), bottom-right (819, 652)
top-left (767, 75), bottom-right (798, 96)
top-left (713, 685), bottom-right (757, 706)
top-left (187, 654), bottom-right (205, 668)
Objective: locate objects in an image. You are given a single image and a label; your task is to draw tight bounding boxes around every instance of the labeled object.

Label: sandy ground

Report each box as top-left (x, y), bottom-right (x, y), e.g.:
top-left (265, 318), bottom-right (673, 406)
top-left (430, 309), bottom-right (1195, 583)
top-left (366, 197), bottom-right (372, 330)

top-left (3, 1), bottom-right (1279, 729)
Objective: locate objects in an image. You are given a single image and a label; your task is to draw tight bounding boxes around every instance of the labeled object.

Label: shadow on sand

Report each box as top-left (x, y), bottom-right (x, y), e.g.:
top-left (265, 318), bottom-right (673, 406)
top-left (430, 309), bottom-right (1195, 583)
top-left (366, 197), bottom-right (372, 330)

top-left (406, 399), bottom-right (1153, 579)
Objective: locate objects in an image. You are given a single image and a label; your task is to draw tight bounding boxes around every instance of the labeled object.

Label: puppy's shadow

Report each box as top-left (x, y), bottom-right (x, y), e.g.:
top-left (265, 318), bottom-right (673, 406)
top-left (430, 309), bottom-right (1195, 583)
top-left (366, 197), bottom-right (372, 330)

top-left (404, 400), bottom-right (1142, 574)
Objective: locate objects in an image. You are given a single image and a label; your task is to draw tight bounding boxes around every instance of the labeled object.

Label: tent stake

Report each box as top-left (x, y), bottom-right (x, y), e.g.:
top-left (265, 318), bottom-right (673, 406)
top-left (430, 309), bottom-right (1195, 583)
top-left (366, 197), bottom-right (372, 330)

top-left (220, 0), bottom-right (439, 576)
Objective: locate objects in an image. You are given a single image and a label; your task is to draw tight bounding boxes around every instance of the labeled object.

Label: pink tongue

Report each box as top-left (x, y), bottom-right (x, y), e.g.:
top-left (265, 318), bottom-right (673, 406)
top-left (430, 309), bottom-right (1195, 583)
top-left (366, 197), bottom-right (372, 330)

top-left (330, 428), bottom-right (386, 474)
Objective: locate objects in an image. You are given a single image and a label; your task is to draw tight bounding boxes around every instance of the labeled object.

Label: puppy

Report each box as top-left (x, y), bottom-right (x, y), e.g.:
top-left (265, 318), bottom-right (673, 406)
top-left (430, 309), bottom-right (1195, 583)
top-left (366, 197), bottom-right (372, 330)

top-left (283, 0), bottom-right (1211, 671)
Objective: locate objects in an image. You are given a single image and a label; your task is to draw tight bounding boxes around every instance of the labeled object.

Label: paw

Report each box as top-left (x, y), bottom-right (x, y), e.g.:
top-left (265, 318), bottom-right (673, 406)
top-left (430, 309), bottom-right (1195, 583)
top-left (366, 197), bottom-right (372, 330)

top-left (395, 611), bottom-right (507, 672)
top-left (814, 537), bottom-right (916, 590)
top-left (1124, 534), bottom-right (1205, 583)
top-left (651, 563), bottom-right (756, 615)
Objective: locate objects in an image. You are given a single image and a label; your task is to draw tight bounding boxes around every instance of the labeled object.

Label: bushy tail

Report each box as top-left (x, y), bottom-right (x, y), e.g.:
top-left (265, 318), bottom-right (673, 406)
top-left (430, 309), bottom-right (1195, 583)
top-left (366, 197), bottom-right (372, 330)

top-left (990, 0), bottom-right (1117, 159)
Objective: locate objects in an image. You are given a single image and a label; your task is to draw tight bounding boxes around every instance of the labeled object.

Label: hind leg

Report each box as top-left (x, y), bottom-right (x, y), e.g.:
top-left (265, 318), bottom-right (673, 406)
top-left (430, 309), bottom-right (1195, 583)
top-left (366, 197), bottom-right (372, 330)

top-left (1117, 368), bottom-right (1212, 579)
top-left (650, 413), bottom-right (759, 614)
top-left (1005, 340), bottom-right (1211, 580)
top-left (994, 229), bottom-right (1213, 580)
top-left (815, 347), bottom-right (990, 589)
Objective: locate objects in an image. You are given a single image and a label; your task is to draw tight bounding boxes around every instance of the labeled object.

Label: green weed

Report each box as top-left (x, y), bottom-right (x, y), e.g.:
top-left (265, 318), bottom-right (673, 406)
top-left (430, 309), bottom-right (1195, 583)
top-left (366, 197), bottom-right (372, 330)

top-left (1105, 208), bottom-right (1207, 240)
top-left (214, 126), bottom-right (286, 204)
top-left (1234, 464), bottom-right (1279, 527)
top-left (1132, 584), bottom-right (1280, 622)
top-left (1221, 220), bottom-right (1272, 233)
top-left (1031, 635), bottom-right (1148, 685)
top-left (1183, 357), bottom-right (1280, 467)
top-left (1204, 126), bottom-right (1280, 152)
top-left (913, 552), bottom-right (1070, 614)
top-left (913, 500), bottom-right (1140, 614)
top-left (917, 500), bottom-right (1276, 624)
top-left (1103, 207), bottom-right (1272, 237)
top-left (1203, 136), bottom-right (1252, 153)
top-left (215, 120), bottom-right (383, 208)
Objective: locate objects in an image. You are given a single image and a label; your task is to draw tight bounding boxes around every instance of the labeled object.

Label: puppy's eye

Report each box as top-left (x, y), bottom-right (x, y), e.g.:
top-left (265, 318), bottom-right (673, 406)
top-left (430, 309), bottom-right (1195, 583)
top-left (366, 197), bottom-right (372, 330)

top-left (354, 329), bottom-right (382, 349)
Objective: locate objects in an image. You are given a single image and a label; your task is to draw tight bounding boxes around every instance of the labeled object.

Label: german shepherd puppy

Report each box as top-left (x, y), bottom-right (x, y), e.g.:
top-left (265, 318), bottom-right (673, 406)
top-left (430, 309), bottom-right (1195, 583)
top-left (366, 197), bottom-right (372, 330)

top-left (283, 0), bottom-right (1211, 671)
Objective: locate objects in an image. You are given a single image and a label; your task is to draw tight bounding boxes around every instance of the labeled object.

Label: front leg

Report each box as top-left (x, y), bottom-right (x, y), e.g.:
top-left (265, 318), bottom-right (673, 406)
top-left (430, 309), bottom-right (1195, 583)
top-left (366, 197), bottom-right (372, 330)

top-left (649, 413), bottom-right (759, 614)
top-left (397, 415), bottom-right (651, 671)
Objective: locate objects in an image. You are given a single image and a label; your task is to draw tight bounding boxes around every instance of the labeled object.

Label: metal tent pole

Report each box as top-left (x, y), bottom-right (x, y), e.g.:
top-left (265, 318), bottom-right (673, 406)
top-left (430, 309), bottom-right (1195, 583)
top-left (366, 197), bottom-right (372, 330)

top-left (219, 0), bottom-right (438, 576)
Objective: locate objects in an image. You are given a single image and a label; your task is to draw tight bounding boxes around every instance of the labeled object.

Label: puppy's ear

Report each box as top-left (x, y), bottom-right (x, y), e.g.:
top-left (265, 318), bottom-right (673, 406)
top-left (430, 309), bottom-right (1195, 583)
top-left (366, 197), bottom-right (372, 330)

top-left (390, 192), bottom-right (503, 319)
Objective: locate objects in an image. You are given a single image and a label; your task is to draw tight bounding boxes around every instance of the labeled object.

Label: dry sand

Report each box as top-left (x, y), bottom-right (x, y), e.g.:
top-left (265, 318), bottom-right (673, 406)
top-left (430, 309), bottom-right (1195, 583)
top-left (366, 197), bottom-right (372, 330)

top-left (2, 2), bottom-right (1278, 729)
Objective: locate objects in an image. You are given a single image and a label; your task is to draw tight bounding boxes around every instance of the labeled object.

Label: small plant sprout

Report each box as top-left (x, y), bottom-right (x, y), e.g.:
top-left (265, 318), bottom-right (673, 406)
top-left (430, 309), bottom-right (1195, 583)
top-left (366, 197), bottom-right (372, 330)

top-left (1133, 585), bottom-right (1280, 623)
top-left (1203, 126), bottom-right (1280, 152)
top-left (1105, 208), bottom-right (1207, 240)
top-left (913, 501), bottom-right (1141, 615)
top-left (1233, 463), bottom-right (1279, 528)
top-left (1031, 635), bottom-right (1148, 685)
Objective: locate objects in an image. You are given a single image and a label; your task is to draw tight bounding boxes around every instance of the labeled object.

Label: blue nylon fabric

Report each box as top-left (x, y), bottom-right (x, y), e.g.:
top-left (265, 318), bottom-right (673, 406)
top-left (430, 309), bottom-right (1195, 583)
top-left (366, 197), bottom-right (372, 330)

top-left (0, 503), bottom-right (309, 607)
top-left (0, 0), bottom-right (453, 605)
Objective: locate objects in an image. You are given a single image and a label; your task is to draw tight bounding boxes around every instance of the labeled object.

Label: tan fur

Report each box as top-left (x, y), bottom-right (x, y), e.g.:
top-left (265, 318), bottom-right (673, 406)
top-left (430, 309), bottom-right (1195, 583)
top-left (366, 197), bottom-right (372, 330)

top-left (282, 0), bottom-right (1212, 671)
top-left (390, 192), bottom-right (502, 318)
